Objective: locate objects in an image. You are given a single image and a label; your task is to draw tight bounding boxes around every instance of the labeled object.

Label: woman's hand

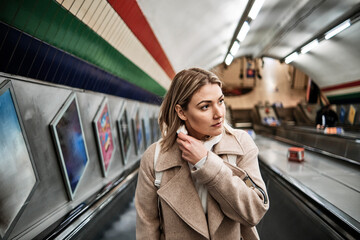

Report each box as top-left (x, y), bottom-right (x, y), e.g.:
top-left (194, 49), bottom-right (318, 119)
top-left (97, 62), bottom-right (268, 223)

top-left (176, 132), bottom-right (208, 165)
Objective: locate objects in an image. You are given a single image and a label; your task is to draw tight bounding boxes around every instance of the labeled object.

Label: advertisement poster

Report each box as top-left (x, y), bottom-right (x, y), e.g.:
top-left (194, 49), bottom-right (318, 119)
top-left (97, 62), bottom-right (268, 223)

top-left (0, 80), bottom-right (38, 239)
top-left (348, 105), bottom-right (356, 125)
top-left (94, 98), bottom-right (115, 176)
top-left (118, 104), bottom-right (132, 165)
top-left (50, 92), bottom-right (89, 200)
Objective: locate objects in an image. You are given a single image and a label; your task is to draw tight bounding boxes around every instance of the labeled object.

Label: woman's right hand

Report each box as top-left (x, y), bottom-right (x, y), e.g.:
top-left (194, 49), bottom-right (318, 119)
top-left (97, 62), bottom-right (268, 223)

top-left (176, 132), bottom-right (207, 165)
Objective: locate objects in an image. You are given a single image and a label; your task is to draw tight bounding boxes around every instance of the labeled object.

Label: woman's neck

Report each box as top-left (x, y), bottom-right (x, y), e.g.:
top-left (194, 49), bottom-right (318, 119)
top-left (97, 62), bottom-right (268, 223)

top-left (185, 123), bottom-right (212, 141)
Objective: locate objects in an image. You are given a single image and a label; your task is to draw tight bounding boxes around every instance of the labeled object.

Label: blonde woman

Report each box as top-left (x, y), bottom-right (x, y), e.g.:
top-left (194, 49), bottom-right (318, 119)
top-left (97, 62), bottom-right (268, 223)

top-left (135, 68), bottom-right (269, 239)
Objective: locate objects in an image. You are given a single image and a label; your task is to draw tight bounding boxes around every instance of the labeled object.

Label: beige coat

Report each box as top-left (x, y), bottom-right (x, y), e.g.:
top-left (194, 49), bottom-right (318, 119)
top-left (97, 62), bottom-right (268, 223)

top-left (135, 128), bottom-right (269, 240)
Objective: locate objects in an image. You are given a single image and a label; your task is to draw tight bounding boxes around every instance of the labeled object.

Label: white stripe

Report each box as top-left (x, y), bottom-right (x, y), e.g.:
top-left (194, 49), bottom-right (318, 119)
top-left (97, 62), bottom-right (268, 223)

top-left (323, 86), bottom-right (360, 97)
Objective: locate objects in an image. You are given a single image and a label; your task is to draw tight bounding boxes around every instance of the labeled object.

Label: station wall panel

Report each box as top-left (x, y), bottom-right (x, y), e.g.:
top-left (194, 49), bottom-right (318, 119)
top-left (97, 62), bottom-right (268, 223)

top-left (0, 73), bottom-right (160, 239)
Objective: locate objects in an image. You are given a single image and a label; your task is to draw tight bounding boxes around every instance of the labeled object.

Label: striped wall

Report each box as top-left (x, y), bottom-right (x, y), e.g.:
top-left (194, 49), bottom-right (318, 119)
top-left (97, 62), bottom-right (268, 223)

top-left (107, 0), bottom-right (175, 79)
top-left (321, 80), bottom-right (360, 104)
top-left (0, 0), bottom-right (174, 104)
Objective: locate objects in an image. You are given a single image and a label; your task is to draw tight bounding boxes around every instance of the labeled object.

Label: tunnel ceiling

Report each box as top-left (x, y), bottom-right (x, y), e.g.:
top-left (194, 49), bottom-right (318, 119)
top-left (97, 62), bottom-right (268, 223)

top-left (138, 0), bottom-right (360, 89)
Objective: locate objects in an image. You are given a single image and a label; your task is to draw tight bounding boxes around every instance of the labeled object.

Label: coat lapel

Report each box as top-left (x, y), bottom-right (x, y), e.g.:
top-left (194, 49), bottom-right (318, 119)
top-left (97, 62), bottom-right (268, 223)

top-left (207, 194), bottom-right (224, 236)
top-left (156, 144), bottom-right (210, 239)
top-left (208, 131), bottom-right (245, 235)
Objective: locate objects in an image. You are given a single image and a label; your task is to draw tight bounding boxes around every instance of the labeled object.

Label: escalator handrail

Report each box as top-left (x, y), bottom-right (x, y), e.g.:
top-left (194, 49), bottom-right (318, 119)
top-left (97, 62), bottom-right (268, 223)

top-left (259, 159), bottom-right (360, 239)
top-left (44, 162), bottom-right (140, 240)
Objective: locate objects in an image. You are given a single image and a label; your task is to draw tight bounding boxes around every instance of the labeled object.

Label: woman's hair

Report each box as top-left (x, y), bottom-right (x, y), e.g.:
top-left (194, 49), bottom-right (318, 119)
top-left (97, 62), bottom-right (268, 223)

top-left (158, 68), bottom-right (223, 152)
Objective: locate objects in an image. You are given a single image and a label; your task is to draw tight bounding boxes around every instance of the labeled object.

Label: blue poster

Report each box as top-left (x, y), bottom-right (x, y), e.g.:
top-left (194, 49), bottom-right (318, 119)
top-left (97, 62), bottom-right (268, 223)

top-left (339, 106), bottom-right (345, 123)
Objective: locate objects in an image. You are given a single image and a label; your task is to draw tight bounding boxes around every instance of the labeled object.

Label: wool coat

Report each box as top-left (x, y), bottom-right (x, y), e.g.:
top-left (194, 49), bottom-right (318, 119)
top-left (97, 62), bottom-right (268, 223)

top-left (135, 127), bottom-right (269, 240)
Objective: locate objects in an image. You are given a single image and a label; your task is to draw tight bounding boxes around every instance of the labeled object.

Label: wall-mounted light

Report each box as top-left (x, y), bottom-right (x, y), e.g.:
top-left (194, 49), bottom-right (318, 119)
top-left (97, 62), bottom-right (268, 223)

top-left (248, 0), bottom-right (265, 20)
top-left (225, 53), bottom-right (234, 66)
top-left (230, 41), bottom-right (240, 56)
top-left (324, 19), bottom-right (351, 40)
top-left (237, 21), bottom-right (250, 42)
top-left (284, 52), bottom-right (299, 64)
top-left (301, 39), bottom-right (319, 54)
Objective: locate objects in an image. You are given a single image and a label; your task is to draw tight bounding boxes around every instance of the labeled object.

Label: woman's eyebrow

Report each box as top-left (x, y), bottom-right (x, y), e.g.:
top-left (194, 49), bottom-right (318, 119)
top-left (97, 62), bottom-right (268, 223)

top-left (196, 94), bottom-right (224, 106)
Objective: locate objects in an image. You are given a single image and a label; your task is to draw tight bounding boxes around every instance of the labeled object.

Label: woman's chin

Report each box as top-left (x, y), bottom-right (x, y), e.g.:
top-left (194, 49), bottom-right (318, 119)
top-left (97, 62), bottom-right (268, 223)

top-left (189, 127), bottom-right (223, 140)
top-left (207, 128), bottom-right (223, 137)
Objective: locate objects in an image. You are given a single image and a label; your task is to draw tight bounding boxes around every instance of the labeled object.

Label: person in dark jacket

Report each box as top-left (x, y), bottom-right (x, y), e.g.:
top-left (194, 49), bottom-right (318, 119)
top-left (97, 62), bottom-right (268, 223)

top-left (316, 104), bottom-right (338, 129)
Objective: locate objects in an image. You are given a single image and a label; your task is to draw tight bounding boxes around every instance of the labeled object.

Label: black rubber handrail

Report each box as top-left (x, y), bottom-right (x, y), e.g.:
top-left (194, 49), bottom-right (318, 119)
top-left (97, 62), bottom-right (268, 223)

top-left (44, 161), bottom-right (140, 240)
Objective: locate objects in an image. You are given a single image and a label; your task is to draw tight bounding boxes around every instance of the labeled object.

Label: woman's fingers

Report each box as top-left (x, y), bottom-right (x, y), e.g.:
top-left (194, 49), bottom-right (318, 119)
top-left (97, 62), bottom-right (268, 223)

top-left (177, 132), bottom-right (190, 141)
top-left (176, 133), bottom-right (207, 164)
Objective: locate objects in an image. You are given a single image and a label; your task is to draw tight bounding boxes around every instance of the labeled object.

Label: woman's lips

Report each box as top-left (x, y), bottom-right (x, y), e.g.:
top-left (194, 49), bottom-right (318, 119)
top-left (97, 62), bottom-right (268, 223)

top-left (212, 121), bottom-right (222, 127)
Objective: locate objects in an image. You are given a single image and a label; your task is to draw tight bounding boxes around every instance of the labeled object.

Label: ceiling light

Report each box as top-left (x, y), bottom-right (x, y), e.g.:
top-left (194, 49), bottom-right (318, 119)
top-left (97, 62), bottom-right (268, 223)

top-left (325, 19), bottom-right (351, 40)
top-left (301, 39), bottom-right (319, 54)
top-left (230, 41), bottom-right (240, 56)
top-left (248, 0), bottom-right (265, 20)
top-left (225, 53), bottom-right (234, 66)
top-left (284, 52), bottom-right (299, 64)
top-left (237, 21), bottom-right (250, 42)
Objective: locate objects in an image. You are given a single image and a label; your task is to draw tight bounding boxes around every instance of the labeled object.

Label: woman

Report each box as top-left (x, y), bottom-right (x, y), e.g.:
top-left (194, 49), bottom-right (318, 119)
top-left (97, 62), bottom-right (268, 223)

top-left (135, 68), bottom-right (269, 239)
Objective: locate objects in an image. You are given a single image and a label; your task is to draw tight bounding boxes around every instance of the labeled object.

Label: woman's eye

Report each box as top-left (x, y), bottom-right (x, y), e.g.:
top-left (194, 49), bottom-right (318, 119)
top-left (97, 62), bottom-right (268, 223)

top-left (219, 99), bottom-right (224, 104)
top-left (201, 105), bottom-right (209, 110)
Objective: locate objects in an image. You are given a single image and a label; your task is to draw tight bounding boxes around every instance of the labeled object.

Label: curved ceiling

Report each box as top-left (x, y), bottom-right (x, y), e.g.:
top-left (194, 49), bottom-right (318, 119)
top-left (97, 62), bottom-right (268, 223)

top-left (138, 0), bottom-right (248, 72)
top-left (138, 0), bottom-right (360, 89)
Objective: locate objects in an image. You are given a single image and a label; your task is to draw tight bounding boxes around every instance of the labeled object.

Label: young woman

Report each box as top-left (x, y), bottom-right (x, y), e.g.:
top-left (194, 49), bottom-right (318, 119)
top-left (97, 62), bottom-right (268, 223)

top-left (135, 68), bottom-right (269, 239)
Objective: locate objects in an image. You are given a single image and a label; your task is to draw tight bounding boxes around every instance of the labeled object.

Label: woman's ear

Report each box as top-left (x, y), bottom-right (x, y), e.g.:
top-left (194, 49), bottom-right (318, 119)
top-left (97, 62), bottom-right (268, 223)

top-left (175, 104), bottom-right (187, 121)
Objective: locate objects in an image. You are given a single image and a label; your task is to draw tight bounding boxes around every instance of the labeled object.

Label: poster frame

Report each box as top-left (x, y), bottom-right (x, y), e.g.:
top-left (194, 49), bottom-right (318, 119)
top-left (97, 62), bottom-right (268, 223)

top-left (93, 97), bottom-right (116, 177)
top-left (50, 92), bottom-right (89, 200)
top-left (117, 102), bottom-right (132, 165)
top-left (0, 80), bottom-right (39, 240)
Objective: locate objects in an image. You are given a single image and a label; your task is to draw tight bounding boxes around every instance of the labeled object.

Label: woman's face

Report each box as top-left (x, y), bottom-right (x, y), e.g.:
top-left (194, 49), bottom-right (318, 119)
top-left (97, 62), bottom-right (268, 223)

top-left (177, 83), bottom-right (225, 140)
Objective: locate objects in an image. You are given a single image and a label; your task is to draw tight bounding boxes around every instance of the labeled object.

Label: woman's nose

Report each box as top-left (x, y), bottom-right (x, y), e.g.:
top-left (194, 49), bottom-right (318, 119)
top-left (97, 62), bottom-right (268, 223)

top-left (213, 105), bottom-right (224, 119)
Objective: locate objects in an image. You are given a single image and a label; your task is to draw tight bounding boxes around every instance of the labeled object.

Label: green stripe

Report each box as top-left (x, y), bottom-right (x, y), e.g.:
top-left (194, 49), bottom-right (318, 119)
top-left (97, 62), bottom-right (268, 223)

top-left (327, 92), bottom-right (360, 101)
top-left (0, 0), bottom-right (166, 96)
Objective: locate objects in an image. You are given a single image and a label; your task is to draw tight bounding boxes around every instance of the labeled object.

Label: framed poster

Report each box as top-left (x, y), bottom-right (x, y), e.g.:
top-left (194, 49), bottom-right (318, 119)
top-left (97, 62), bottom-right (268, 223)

top-left (339, 106), bottom-right (346, 123)
top-left (142, 118), bottom-right (151, 148)
top-left (50, 92), bottom-right (89, 200)
top-left (117, 103), bottom-right (132, 165)
top-left (0, 80), bottom-right (39, 240)
top-left (132, 108), bottom-right (142, 155)
top-left (93, 97), bottom-right (115, 177)
top-left (348, 105), bottom-right (356, 125)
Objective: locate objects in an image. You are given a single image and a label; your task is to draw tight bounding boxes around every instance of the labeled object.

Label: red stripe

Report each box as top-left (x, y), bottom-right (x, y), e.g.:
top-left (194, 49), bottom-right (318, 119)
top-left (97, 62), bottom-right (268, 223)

top-left (321, 80), bottom-right (360, 92)
top-left (108, 0), bottom-right (175, 79)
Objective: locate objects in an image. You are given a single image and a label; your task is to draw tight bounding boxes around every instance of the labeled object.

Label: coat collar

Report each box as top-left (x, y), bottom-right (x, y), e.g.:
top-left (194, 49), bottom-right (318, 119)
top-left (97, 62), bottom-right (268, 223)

top-left (155, 130), bottom-right (245, 172)
top-left (154, 141), bottom-right (183, 171)
top-left (213, 129), bottom-right (245, 155)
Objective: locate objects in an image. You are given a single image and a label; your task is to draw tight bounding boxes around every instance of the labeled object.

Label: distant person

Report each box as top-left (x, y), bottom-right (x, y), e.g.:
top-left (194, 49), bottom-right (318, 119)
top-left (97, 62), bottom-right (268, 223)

top-left (135, 68), bottom-right (269, 239)
top-left (316, 104), bottom-right (338, 129)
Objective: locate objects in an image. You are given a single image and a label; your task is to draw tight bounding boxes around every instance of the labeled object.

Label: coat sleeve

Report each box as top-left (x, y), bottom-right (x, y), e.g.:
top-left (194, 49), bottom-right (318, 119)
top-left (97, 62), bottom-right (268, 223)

top-left (192, 132), bottom-right (269, 226)
top-left (135, 144), bottom-right (161, 239)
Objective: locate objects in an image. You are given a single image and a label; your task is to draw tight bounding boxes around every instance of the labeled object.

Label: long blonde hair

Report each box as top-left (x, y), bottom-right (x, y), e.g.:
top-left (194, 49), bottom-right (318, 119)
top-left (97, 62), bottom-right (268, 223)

top-left (158, 68), bottom-right (223, 152)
